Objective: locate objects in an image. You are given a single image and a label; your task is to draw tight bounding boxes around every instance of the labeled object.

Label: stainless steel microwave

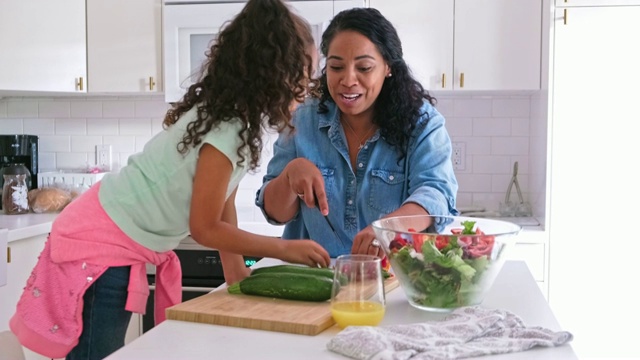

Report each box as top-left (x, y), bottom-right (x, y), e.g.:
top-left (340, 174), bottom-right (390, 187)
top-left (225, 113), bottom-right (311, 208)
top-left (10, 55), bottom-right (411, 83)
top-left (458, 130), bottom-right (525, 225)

top-left (162, 0), bottom-right (365, 103)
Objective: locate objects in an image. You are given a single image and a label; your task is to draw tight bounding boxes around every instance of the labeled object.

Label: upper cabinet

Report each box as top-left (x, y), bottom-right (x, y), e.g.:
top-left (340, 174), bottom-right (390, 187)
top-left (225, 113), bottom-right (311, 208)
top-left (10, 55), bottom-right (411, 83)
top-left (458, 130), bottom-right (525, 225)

top-left (370, 0), bottom-right (542, 91)
top-left (0, 0), bottom-right (86, 92)
top-left (163, 0), bottom-right (364, 103)
top-left (556, 0), bottom-right (640, 6)
top-left (0, 0), bottom-right (162, 94)
top-left (87, 0), bottom-right (162, 93)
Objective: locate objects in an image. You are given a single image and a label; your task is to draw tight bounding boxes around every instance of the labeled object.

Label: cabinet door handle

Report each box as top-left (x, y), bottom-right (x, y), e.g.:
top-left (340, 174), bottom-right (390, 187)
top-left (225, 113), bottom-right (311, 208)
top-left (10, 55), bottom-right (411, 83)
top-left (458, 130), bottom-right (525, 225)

top-left (460, 72), bottom-right (465, 88)
top-left (149, 76), bottom-right (156, 91)
top-left (563, 9), bottom-right (568, 25)
top-left (7, 246), bottom-right (11, 263)
top-left (76, 77), bottom-right (84, 91)
top-left (441, 73), bottom-right (446, 88)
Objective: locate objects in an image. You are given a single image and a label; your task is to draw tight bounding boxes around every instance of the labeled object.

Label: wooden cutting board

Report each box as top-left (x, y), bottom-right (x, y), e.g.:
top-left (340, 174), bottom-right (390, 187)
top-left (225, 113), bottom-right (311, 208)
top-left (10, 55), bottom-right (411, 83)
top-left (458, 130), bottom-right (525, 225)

top-left (166, 276), bottom-right (399, 336)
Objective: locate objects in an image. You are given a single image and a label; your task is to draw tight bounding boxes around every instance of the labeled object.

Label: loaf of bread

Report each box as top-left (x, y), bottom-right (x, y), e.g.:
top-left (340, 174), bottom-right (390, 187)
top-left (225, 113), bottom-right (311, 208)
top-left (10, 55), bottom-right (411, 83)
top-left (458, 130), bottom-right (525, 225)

top-left (28, 187), bottom-right (73, 213)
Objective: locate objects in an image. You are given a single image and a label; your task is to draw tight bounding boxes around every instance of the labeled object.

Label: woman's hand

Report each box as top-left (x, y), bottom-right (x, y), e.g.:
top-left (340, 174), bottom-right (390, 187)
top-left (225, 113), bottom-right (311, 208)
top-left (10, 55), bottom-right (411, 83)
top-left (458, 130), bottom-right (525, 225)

top-left (281, 240), bottom-right (331, 268)
top-left (351, 225), bottom-right (384, 258)
top-left (284, 158), bottom-right (329, 215)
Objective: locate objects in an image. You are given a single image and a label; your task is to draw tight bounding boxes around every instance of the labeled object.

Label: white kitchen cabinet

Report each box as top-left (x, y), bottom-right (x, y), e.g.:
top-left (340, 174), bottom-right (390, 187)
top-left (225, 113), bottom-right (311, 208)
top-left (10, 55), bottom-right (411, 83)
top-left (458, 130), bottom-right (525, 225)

top-left (0, 0), bottom-right (86, 93)
top-left (87, 0), bottom-right (163, 93)
top-left (370, 0), bottom-right (541, 91)
top-left (0, 237), bottom-right (49, 360)
top-left (548, 5), bottom-right (640, 358)
top-left (0, 235), bottom-right (47, 334)
top-left (505, 230), bottom-right (548, 298)
top-left (556, 0), bottom-right (640, 6)
top-left (0, 229), bottom-right (7, 287)
top-left (368, 0), bottom-right (453, 91)
top-left (163, 0), bottom-right (364, 102)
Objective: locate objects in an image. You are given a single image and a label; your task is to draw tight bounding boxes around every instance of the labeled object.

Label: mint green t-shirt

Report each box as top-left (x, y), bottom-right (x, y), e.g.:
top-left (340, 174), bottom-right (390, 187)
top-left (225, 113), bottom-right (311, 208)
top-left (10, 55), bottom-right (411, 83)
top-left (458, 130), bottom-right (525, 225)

top-left (99, 106), bottom-right (248, 252)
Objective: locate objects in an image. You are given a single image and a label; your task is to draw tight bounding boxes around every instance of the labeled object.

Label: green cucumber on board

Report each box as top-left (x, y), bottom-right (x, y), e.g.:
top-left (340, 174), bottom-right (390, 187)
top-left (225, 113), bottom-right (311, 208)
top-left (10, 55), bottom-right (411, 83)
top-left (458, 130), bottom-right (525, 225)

top-left (227, 272), bottom-right (334, 302)
top-left (251, 264), bottom-right (348, 285)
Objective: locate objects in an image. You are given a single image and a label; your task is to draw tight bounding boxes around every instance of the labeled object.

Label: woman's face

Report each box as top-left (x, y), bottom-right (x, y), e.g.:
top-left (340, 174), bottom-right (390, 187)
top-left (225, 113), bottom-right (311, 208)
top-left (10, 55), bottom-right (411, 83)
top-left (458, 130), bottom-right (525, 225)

top-left (325, 30), bottom-right (390, 121)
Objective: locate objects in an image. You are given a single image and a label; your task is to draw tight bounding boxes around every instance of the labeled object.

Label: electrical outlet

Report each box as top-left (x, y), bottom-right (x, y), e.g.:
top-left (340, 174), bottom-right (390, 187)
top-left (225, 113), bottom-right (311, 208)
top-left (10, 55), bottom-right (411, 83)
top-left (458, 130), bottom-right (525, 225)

top-left (452, 142), bottom-right (465, 170)
top-left (96, 144), bottom-right (112, 171)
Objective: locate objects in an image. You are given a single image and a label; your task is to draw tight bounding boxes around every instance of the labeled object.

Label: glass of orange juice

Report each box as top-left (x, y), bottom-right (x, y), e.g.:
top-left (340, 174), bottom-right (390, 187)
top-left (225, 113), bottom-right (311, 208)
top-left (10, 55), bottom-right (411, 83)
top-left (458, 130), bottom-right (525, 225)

top-left (330, 254), bottom-right (385, 328)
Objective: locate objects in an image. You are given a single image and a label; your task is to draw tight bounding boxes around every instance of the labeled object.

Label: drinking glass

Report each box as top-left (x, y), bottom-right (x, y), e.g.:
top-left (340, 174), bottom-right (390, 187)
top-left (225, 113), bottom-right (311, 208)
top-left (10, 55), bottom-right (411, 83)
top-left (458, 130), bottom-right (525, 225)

top-left (330, 254), bottom-right (385, 328)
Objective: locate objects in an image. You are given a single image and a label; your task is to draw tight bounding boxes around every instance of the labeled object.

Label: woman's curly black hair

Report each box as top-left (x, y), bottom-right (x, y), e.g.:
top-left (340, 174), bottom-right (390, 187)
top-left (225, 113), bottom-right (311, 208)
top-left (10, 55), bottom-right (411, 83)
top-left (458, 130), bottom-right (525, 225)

top-left (317, 7), bottom-right (436, 160)
top-left (163, 0), bottom-right (315, 171)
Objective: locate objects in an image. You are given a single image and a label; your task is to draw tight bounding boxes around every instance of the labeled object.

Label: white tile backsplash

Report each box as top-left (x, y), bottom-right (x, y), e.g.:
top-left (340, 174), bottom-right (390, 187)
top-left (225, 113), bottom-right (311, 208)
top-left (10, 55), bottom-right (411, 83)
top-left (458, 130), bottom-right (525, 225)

top-left (55, 118), bottom-right (87, 135)
top-left (0, 118), bottom-right (24, 134)
top-left (24, 118), bottom-right (55, 135)
top-left (103, 101), bottom-right (135, 118)
top-left (0, 93), bottom-right (540, 220)
top-left (7, 100), bottom-right (38, 117)
top-left (39, 101), bottom-right (70, 118)
top-left (70, 101), bottom-right (103, 118)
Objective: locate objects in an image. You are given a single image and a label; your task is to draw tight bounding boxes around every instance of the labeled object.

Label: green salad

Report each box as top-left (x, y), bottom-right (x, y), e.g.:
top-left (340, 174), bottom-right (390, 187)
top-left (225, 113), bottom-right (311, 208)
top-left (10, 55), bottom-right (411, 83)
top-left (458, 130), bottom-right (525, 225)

top-left (387, 221), bottom-right (499, 309)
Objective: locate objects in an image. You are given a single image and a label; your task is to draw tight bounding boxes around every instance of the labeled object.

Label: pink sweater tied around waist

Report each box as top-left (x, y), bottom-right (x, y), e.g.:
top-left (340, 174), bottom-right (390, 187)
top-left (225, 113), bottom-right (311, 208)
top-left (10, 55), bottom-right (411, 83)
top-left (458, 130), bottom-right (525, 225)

top-left (9, 183), bottom-right (182, 359)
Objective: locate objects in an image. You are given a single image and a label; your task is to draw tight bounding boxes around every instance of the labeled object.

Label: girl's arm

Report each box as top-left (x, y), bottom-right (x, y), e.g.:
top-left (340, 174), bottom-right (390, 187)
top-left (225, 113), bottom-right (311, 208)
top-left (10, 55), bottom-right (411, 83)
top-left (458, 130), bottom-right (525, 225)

top-left (218, 187), bottom-right (251, 285)
top-left (189, 143), bottom-right (330, 267)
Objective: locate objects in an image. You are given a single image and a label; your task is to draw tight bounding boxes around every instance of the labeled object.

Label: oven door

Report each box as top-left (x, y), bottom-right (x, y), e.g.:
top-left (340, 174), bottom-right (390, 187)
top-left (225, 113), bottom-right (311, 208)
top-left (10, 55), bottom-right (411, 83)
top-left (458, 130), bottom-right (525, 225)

top-left (142, 248), bottom-right (260, 333)
top-left (142, 283), bottom-right (218, 333)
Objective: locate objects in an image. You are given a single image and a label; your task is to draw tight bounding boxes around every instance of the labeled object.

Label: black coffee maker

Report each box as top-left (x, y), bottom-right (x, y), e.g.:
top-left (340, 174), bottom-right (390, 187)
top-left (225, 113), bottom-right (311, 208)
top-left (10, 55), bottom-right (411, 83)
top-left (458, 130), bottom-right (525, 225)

top-left (0, 135), bottom-right (39, 209)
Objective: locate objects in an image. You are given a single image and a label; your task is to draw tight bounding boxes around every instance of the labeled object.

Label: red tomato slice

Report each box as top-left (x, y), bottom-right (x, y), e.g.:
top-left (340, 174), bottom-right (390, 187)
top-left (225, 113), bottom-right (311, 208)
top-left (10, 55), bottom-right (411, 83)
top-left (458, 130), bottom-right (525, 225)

top-left (435, 235), bottom-right (449, 250)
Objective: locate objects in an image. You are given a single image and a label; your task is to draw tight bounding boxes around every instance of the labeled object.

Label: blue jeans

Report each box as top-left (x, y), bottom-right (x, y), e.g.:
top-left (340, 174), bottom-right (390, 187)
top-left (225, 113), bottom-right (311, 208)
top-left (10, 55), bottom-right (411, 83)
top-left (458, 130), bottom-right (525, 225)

top-left (67, 266), bottom-right (132, 360)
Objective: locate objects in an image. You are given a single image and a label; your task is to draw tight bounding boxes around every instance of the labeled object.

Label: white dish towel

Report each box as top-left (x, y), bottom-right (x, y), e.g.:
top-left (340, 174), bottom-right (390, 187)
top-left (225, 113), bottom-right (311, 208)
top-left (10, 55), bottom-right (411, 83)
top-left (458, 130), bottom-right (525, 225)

top-left (326, 306), bottom-right (573, 360)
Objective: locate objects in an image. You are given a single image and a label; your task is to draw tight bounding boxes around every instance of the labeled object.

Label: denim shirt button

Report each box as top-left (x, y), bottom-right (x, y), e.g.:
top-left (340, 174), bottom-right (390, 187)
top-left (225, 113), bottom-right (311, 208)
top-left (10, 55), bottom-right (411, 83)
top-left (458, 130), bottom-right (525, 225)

top-left (348, 199), bottom-right (353, 205)
top-left (358, 163), bottom-right (363, 168)
top-left (350, 180), bottom-right (354, 184)
top-left (389, 175), bottom-right (394, 180)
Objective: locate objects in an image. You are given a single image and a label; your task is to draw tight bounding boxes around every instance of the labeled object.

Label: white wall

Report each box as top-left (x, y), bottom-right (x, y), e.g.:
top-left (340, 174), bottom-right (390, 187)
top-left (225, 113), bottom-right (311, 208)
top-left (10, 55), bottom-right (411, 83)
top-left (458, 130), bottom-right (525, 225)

top-left (0, 93), bottom-right (540, 227)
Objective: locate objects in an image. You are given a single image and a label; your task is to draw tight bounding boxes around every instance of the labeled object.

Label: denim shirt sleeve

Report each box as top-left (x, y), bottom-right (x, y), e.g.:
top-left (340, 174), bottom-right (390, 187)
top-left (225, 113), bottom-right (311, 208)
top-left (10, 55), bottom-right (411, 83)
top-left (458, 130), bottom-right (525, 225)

top-left (403, 103), bottom-right (459, 218)
top-left (255, 128), bottom-right (299, 225)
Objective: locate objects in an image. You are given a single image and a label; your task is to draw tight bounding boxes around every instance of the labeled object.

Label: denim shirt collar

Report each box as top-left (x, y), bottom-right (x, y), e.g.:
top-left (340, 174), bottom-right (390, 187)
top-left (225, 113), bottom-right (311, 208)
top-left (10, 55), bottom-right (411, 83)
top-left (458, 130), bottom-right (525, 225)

top-left (318, 101), bottom-right (382, 149)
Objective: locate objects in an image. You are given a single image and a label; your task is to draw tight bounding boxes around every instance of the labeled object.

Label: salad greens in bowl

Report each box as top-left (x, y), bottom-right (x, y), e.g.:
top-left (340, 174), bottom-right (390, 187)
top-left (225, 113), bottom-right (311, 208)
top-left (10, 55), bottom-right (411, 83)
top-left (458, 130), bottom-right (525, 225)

top-left (371, 215), bottom-right (521, 312)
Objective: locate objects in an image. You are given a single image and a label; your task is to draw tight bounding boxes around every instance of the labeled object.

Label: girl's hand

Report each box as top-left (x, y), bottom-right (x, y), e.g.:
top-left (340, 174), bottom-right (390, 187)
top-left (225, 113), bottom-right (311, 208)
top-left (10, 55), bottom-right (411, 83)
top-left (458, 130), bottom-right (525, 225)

top-left (223, 265), bottom-right (251, 285)
top-left (351, 225), bottom-right (384, 258)
top-left (281, 240), bottom-right (331, 268)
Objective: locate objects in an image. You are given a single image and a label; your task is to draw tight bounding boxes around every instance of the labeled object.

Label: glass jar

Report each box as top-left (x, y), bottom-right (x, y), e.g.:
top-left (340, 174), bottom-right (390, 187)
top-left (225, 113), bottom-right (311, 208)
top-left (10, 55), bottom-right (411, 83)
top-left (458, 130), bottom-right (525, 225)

top-left (2, 163), bottom-right (31, 215)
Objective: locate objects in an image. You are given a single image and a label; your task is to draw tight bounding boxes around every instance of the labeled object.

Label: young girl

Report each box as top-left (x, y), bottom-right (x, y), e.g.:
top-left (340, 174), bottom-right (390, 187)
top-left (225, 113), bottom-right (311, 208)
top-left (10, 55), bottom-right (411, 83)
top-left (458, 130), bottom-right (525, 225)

top-left (10, 0), bottom-right (329, 358)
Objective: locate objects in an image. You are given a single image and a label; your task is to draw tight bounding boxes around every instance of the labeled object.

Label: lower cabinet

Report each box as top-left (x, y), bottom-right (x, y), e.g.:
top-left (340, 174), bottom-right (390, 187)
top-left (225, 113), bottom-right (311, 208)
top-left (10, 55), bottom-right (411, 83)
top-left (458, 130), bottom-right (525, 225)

top-left (0, 234), bottom-right (142, 359)
top-left (0, 234), bottom-right (51, 360)
top-left (506, 229), bottom-right (548, 298)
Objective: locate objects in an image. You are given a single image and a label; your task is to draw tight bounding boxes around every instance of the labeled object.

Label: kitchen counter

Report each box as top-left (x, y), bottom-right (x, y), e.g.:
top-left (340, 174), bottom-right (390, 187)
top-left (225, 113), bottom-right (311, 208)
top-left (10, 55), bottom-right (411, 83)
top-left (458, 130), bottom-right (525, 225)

top-left (0, 213), bottom-right (57, 242)
top-left (108, 260), bottom-right (576, 360)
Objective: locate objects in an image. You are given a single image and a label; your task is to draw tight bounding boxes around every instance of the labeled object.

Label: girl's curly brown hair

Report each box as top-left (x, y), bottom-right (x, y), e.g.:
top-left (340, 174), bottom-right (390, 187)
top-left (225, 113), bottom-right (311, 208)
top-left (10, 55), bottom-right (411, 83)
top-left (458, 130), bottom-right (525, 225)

top-left (163, 0), bottom-right (315, 171)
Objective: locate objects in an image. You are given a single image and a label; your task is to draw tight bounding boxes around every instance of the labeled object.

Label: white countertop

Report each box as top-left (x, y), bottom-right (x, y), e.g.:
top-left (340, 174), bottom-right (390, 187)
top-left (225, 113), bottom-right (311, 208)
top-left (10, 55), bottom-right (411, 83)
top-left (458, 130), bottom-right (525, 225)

top-left (0, 213), bottom-right (57, 242)
top-left (108, 260), bottom-right (576, 360)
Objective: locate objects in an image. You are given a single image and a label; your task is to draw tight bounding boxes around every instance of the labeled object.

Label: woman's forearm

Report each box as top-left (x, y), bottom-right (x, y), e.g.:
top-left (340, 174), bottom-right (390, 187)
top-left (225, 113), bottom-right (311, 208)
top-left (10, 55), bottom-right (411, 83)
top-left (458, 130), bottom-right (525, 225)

top-left (263, 172), bottom-right (300, 223)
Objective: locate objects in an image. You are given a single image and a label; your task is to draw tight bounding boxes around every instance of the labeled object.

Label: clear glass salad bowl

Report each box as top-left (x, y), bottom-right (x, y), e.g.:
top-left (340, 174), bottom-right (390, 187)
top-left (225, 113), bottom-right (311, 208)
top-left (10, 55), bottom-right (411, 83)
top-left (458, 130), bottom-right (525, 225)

top-left (371, 215), bottom-right (521, 312)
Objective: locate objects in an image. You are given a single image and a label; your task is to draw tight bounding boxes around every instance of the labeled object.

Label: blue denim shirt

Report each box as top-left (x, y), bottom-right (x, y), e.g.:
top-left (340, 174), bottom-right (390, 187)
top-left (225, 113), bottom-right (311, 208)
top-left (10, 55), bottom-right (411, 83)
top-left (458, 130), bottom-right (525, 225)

top-left (255, 99), bottom-right (459, 257)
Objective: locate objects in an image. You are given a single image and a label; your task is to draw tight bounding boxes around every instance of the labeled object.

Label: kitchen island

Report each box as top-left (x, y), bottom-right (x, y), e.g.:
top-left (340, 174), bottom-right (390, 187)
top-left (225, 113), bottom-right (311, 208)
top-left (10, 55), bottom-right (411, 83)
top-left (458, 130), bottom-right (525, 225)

top-left (108, 260), bottom-right (576, 360)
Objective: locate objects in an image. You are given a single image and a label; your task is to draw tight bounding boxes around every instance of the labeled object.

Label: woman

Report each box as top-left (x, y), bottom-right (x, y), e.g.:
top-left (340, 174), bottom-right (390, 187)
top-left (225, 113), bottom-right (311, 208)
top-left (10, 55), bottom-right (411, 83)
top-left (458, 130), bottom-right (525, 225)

top-left (10, 1), bottom-right (329, 359)
top-left (256, 7), bottom-right (459, 258)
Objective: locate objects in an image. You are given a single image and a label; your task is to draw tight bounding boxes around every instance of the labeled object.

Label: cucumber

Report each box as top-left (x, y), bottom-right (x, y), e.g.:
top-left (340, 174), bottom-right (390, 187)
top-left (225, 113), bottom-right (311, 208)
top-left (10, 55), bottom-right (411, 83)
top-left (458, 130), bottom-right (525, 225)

top-left (251, 264), bottom-right (348, 285)
top-left (251, 265), bottom-right (335, 279)
top-left (227, 273), bottom-right (334, 302)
